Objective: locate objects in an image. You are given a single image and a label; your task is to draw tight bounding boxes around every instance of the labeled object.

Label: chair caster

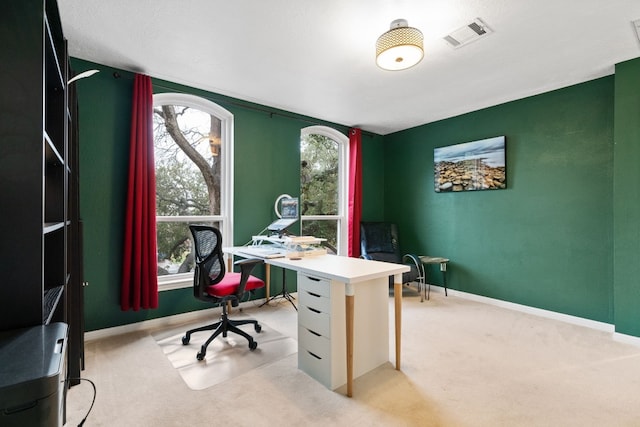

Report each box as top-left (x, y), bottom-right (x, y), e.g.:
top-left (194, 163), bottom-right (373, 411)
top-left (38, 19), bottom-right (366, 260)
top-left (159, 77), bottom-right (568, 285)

top-left (249, 340), bottom-right (258, 351)
top-left (197, 347), bottom-right (206, 361)
top-left (182, 335), bottom-right (190, 345)
top-left (255, 324), bottom-right (262, 333)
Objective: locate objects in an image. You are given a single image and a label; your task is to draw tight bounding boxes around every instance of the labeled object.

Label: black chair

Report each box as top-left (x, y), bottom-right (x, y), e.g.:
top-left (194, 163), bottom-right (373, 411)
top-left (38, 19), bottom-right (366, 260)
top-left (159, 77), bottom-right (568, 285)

top-left (182, 225), bottom-right (265, 360)
top-left (360, 222), bottom-right (424, 299)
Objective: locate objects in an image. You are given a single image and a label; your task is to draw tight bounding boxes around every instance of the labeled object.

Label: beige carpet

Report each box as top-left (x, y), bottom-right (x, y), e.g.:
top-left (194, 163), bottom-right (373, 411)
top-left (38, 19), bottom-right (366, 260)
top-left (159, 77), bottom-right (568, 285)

top-left (154, 320), bottom-right (297, 390)
top-left (65, 291), bottom-right (640, 427)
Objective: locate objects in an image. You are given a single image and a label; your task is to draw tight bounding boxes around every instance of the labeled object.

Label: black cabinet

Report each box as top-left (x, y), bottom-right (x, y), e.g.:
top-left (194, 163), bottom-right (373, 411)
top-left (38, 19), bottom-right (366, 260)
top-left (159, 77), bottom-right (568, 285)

top-left (0, 0), bottom-right (83, 391)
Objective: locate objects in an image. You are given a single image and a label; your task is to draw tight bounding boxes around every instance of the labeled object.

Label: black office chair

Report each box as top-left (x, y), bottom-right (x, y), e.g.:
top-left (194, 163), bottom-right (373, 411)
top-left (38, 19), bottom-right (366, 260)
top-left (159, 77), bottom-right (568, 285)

top-left (182, 225), bottom-right (265, 360)
top-left (360, 222), bottom-right (424, 297)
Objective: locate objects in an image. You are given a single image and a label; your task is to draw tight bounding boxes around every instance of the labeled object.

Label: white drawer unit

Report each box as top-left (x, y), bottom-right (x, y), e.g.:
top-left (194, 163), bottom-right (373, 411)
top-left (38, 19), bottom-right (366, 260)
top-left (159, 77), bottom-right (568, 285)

top-left (297, 271), bottom-right (389, 390)
top-left (298, 273), bottom-right (331, 298)
top-left (298, 326), bottom-right (331, 386)
top-left (299, 303), bottom-right (332, 338)
top-left (297, 273), bottom-right (344, 389)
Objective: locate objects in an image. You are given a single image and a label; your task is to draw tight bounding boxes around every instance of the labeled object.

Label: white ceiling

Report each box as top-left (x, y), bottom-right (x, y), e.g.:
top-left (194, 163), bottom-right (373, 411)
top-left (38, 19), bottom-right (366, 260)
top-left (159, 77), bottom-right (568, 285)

top-left (58, 0), bottom-right (640, 135)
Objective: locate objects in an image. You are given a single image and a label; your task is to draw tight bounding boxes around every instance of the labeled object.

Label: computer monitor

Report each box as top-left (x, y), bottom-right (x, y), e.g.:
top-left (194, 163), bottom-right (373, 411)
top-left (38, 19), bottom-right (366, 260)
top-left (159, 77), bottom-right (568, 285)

top-left (267, 197), bottom-right (299, 234)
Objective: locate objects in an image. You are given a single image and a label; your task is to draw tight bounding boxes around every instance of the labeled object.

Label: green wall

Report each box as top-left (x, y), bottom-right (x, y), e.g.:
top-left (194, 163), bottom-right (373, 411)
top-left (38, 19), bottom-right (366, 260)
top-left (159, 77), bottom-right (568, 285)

top-left (613, 57), bottom-right (640, 336)
top-left (73, 54), bottom-right (640, 336)
top-left (72, 59), bottom-right (385, 331)
top-left (384, 76), bottom-right (615, 323)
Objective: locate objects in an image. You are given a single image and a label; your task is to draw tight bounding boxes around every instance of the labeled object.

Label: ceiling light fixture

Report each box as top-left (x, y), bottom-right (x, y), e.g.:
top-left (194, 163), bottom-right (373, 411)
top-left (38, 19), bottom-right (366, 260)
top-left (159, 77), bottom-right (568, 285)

top-left (376, 19), bottom-right (424, 71)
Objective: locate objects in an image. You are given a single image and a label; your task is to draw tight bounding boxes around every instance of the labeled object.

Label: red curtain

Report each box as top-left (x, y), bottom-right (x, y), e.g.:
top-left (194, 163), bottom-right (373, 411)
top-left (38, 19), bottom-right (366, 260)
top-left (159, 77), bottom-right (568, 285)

top-left (348, 128), bottom-right (362, 257)
top-left (121, 74), bottom-right (158, 311)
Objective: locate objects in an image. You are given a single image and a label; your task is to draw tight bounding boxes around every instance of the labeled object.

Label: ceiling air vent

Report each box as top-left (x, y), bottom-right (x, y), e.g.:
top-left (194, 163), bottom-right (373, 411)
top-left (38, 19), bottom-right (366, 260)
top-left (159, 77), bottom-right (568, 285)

top-left (443, 18), bottom-right (492, 49)
top-left (633, 18), bottom-right (640, 44)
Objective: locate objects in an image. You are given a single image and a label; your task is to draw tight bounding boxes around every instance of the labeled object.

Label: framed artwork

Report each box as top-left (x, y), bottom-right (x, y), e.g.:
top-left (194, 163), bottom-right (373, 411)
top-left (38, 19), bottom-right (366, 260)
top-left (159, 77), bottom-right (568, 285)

top-left (434, 136), bottom-right (506, 192)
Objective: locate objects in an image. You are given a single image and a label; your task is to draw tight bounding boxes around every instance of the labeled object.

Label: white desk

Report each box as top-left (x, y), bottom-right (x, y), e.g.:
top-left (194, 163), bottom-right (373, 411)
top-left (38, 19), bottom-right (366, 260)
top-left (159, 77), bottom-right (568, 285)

top-left (224, 248), bottom-right (408, 397)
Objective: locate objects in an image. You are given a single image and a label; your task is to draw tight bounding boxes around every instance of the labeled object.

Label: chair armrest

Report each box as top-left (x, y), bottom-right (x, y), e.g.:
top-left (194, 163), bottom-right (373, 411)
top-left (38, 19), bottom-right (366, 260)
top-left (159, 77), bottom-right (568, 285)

top-left (234, 258), bottom-right (264, 297)
top-left (402, 253), bottom-right (425, 281)
top-left (402, 253), bottom-right (420, 268)
top-left (234, 257), bottom-right (264, 268)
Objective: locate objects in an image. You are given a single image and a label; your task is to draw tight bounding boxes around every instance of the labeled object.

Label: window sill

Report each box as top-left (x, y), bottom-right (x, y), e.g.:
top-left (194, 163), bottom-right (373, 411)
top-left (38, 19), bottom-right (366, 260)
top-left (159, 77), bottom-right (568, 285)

top-left (158, 277), bottom-right (192, 292)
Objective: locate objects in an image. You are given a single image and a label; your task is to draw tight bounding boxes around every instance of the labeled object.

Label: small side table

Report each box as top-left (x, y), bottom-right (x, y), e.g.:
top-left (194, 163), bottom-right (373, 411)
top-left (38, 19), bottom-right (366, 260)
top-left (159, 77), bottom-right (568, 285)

top-left (419, 256), bottom-right (450, 301)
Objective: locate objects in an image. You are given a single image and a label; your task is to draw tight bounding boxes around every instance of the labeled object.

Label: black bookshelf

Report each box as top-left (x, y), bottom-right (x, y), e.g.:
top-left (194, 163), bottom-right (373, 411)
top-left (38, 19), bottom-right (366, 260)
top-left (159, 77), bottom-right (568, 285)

top-left (0, 0), bottom-right (84, 395)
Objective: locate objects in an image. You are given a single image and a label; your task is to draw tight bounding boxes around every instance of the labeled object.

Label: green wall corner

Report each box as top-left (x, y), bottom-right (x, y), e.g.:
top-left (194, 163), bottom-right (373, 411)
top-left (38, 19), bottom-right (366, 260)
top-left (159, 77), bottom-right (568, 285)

top-left (613, 57), bottom-right (640, 336)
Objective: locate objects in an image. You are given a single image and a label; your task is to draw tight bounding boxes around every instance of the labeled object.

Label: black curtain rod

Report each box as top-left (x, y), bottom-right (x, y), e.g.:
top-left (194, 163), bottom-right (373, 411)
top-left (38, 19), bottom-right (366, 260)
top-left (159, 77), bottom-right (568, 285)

top-left (151, 81), bottom-right (376, 138)
top-left (74, 63), bottom-right (376, 137)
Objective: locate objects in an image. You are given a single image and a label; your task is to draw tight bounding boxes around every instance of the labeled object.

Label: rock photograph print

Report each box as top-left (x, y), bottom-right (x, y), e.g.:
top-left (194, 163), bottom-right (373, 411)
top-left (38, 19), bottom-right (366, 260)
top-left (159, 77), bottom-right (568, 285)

top-left (434, 136), bottom-right (506, 192)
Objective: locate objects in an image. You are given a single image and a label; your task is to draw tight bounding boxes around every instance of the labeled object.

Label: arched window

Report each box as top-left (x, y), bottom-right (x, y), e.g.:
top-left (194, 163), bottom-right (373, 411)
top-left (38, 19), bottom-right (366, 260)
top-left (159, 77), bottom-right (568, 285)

top-left (300, 126), bottom-right (348, 255)
top-left (153, 93), bottom-right (233, 289)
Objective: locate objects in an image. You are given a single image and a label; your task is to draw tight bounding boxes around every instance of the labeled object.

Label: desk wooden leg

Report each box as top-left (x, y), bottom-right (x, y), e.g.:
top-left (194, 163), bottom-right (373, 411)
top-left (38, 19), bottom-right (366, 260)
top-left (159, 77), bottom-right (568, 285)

top-left (265, 264), bottom-right (271, 302)
top-left (394, 281), bottom-right (402, 371)
top-left (346, 294), bottom-right (354, 397)
top-left (227, 257), bottom-right (234, 314)
top-left (441, 263), bottom-right (448, 296)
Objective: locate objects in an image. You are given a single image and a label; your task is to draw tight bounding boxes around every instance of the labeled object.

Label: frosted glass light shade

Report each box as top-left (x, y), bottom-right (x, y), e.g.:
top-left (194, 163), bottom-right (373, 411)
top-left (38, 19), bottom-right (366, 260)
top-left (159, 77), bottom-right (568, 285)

top-left (376, 19), bottom-right (424, 71)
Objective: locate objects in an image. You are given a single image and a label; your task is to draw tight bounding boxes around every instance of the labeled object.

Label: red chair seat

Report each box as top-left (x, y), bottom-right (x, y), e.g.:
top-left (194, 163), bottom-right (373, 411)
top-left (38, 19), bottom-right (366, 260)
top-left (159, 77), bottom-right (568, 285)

top-left (206, 272), bottom-right (264, 298)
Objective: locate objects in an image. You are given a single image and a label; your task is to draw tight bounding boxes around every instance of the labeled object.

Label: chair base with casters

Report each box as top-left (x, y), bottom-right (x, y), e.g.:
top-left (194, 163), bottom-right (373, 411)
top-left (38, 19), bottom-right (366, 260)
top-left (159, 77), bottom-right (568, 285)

top-left (182, 269), bottom-right (265, 360)
top-left (185, 225), bottom-right (266, 361)
top-left (182, 298), bottom-right (262, 360)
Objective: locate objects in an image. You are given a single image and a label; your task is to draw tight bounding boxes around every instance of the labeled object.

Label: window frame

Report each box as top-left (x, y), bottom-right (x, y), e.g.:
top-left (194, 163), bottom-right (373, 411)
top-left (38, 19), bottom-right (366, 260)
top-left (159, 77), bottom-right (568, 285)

top-left (300, 126), bottom-right (349, 255)
top-left (153, 93), bottom-right (234, 291)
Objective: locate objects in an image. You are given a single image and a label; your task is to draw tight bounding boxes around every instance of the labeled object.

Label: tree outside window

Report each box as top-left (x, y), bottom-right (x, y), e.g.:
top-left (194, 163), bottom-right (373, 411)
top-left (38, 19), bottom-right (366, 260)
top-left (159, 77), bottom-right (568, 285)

top-left (152, 94), bottom-right (233, 286)
top-left (300, 126), bottom-right (348, 254)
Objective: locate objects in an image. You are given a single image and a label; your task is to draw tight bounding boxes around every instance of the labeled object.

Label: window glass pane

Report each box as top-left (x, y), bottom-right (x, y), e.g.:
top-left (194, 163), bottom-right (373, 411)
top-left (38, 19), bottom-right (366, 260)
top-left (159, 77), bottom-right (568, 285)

top-left (302, 220), bottom-right (337, 250)
top-left (157, 220), bottom-right (220, 276)
top-left (300, 134), bottom-right (338, 215)
top-left (153, 102), bottom-right (224, 278)
top-left (153, 104), bottom-right (222, 216)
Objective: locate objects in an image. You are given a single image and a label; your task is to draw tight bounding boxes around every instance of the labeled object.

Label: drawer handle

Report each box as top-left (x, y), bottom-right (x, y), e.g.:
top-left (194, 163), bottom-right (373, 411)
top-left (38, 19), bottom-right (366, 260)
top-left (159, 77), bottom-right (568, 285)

top-left (307, 307), bottom-right (321, 314)
top-left (307, 291), bottom-right (321, 298)
top-left (307, 328), bottom-right (321, 337)
top-left (307, 350), bottom-right (322, 360)
top-left (307, 276), bottom-right (321, 282)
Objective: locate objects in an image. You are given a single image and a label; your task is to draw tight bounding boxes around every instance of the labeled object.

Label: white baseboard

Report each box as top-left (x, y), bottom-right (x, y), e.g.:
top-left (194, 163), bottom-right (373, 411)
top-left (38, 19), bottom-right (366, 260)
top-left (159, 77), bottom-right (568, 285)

top-left (84, 298), bottom-right (265, 342)
top-left (428, 285), bottom-right (616, 333)
top-left (431, 285), bottom-right (640, 346)
top-left (87, 287), bottom-right (640, 348)
top-left (613, 332), bottom-right (640, 347)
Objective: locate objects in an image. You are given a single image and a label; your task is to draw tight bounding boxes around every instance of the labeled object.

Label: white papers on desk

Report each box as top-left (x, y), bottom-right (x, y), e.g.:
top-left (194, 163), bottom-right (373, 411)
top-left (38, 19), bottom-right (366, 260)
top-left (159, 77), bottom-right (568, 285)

top-left (251, 235), bottom-right (326, 245)
top-left (237, 246), bottom-right (287, 259)
top-left (282, 235), bottom-right (325, 244)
